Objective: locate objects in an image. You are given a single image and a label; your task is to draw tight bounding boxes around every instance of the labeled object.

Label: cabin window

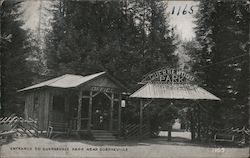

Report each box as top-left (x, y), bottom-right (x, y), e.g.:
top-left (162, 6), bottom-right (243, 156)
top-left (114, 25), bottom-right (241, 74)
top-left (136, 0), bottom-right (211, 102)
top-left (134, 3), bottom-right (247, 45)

top-left (52, 95), bottom-right (65, 112)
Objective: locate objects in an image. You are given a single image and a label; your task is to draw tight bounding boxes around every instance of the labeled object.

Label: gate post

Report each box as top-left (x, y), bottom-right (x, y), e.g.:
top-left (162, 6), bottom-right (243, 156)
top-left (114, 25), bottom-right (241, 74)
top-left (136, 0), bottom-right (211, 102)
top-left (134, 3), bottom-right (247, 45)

top-left (139, 100), bottom-right (143, 138)
top-left (77, 88), bottom-right (82, 133)
top-left (88, 91), bottom-right (93, 131)
top-left (118, 94), bottom-right (122, 136)
top-left (109, 93), bottom-right (114, 131)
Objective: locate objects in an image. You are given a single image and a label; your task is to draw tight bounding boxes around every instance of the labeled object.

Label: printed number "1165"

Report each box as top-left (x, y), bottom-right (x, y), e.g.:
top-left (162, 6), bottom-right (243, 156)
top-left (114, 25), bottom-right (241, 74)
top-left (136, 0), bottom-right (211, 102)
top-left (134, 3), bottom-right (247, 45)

top-left (212, 147), bottom-right (225, 153)
top-left (172, 5), bottom-right (194, 16)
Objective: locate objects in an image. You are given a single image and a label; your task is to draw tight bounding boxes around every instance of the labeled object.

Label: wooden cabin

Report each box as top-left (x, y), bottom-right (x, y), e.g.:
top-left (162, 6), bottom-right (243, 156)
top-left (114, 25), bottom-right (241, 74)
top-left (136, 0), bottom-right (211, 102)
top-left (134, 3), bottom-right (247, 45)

top-left (18, 72), bottom-right (128, 137)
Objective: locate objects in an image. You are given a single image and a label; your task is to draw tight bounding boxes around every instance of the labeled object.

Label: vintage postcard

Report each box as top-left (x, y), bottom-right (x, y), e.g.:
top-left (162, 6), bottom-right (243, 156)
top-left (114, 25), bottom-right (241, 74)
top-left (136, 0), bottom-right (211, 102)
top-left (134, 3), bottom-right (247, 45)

top-left (0, 0), bottom-right (249, 158)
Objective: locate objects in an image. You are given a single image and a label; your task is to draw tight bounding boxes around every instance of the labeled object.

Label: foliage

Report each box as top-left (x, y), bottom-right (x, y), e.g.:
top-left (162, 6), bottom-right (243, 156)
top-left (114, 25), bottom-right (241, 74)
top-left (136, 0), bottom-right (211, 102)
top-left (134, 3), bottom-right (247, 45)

top-left (44, 0), bottom-right (178, 91)
top-left (145, 100), bottom-right (180, 136)
top-left (186, 0), bottom-right (250, 141)
top-left (1, 1), bottom-right (35, 116)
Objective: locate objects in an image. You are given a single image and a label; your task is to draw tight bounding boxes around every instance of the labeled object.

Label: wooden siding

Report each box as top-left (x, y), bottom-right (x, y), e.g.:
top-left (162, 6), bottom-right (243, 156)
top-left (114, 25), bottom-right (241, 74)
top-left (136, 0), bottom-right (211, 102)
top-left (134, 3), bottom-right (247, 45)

top-left (24, 90), bottom-right (50, 130)
top-left (23, 74), bottom-right (126, 132)
top-left (44, 91), bottom-right (50, 129)
top-left (37, 90), bottom-right (50, 130)
top-left (38, 91), bottom-right (44, 129)
top-left (25, 93), bottom-right (34, 119)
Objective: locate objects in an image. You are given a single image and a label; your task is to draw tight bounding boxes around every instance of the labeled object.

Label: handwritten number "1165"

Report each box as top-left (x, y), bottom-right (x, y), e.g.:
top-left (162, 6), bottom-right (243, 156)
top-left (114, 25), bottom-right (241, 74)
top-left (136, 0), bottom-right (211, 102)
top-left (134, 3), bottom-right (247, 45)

top-left (172, 5), bottom-right (194, 16)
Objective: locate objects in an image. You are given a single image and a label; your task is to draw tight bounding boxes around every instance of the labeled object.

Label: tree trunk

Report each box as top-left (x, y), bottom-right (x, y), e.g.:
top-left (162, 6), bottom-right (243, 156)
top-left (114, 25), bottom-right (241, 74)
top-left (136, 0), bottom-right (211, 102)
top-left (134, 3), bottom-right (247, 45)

top-left (190, 109), bottom-right (195, 141)
top-left (168, 124), bottom-right (172, 141)
top-left (248, 75), bottom-right (250, 146)
top-left (197, 105), bottom-right (201, 141)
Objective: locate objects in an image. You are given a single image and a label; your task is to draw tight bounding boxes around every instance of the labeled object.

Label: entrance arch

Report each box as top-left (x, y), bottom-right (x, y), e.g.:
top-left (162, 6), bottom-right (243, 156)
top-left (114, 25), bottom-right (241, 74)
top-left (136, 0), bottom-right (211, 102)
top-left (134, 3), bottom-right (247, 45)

top-left (130, 67), bottom-right (220, 138)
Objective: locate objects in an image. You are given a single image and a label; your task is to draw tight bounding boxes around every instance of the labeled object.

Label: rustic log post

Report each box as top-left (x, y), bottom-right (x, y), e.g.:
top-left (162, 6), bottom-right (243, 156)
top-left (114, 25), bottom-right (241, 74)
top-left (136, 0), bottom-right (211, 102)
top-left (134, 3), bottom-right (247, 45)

top-left (77, 89), bottom-right (82, 132)
top-left (118, 93), bottom-right (122, 136)
top-left (190, 105), bottom-right (195, 141)
top-left (168, 123), bottom-right (172, 141)
top-left (87, 91), bottom-right (93, 131)
top-left (48, 94), bottom-right (53, 123)
top-left (197, 104), bottom-right (201, 141)
top-left (109, 93), bottom-right (114, 131)
top-left (65, 93), bottom-right (69, 121)
top-left (140, 100), bottom-right (143, 138)
top-left (24, 108), bottom-right (28, 120)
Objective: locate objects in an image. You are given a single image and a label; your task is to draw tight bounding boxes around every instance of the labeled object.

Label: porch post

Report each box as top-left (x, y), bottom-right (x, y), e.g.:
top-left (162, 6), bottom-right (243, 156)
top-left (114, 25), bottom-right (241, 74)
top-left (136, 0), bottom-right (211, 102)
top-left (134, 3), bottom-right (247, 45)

top-left (139, 99), bottom-right (143, 137)
top-left (87, 91), bottom-right (93, 131)
top-left (109, 93), bottom-right (114, 131)
top-left (65, 94), bottom-right (69, 121)
top-left (77, 88), bottom-right (82, 132)
top-left (118, 93), bottom-right (122, 136)
top-left (24, 106), bottom-right (28, 120)
top-left (48, 94), bottom-right (53, 122)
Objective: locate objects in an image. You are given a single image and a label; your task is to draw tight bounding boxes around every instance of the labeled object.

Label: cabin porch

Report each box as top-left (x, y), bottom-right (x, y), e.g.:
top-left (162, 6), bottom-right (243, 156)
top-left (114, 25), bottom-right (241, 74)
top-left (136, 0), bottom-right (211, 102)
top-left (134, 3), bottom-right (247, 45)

top-left (48, 87), bottom-right (122, 139)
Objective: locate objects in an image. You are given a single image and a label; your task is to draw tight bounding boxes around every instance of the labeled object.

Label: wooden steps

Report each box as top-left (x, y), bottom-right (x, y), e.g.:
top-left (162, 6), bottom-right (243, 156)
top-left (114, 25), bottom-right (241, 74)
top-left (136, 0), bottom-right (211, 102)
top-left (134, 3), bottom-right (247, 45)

top-left (92, 130), bottom-right (118, 141)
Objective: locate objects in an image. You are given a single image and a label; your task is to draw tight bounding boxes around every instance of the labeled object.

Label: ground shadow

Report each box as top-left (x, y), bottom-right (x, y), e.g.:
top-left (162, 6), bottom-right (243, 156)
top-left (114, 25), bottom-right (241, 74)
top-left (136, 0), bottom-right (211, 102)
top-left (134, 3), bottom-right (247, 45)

top-left (49, 135), bottom-right (245, 148)
top-left (2, 134), bottom-right (245, 149)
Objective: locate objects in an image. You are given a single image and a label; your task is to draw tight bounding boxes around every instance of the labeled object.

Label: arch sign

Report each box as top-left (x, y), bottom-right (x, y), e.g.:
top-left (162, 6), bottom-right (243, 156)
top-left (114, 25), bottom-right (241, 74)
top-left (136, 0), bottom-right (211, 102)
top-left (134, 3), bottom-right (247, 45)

top-left (141, 67), bottom-right (196, 84)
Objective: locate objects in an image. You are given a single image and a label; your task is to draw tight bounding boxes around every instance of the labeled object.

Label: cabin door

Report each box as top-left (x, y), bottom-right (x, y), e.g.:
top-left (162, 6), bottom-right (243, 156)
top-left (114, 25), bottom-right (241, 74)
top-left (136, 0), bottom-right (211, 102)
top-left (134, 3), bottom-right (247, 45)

top-left (51, 95), bottom-right (65, 123)
top-left (92, 93), bottom-right (110, 130)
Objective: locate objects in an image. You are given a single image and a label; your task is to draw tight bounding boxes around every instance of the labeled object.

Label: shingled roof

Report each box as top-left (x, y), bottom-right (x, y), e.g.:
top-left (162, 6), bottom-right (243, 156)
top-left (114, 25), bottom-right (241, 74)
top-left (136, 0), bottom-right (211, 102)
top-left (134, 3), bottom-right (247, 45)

top-left (18, 72), bottom-right (108, 92)
top-left (130, 83), bottom-right (220, 100)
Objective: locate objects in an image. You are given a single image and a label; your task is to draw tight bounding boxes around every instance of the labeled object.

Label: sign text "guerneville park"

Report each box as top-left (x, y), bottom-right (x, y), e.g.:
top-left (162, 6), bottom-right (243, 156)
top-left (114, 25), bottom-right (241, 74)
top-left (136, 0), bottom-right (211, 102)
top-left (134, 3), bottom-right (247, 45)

top-left (142, 68), bottom-right (195, 84)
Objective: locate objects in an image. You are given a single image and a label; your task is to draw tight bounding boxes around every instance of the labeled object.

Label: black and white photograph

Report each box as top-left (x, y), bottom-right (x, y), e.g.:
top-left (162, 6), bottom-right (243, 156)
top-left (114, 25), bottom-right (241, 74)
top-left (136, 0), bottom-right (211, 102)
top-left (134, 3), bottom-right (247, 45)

top-left (0, 0), bottom-right (249, 158)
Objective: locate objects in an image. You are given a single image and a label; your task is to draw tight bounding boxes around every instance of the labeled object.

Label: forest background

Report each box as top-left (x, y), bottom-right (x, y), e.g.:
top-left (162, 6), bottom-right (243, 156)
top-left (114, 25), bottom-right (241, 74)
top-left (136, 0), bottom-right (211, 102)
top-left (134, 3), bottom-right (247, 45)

top-left (1, 0), bottom-right (249, 142)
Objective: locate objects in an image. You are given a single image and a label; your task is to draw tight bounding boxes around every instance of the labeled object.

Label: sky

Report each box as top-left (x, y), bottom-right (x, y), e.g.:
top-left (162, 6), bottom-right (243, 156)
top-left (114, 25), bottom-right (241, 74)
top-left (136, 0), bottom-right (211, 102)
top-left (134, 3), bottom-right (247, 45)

top-left (21, 1), bottom-right (41, 30)
top-left (166, 1), bottom-right (199, 40)
top-left (21, 1), bottom-right (199, 40)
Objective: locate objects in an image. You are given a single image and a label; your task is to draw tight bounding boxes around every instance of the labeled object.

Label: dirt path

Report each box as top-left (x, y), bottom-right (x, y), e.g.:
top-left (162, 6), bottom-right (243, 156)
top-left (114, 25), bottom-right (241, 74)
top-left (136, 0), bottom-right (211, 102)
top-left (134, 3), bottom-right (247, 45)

top-left (0, 137), bottom-right (248, 158)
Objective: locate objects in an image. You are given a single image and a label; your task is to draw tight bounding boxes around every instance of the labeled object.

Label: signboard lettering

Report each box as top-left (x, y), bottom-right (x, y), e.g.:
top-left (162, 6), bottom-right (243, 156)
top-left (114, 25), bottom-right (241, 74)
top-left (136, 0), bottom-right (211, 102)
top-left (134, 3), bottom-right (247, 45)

top-left (142, 68), bottom-right (195, 84)
top-left (91, 86), bottom-right (114, 93)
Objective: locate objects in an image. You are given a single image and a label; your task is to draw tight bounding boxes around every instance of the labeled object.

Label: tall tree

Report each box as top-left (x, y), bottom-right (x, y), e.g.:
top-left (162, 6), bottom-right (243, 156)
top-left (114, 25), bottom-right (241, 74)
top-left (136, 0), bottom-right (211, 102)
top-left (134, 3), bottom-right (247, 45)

top-left (45, 0), bottom-right (178, 90)
top-left (191, 0), bottom-right (249, 137)
top-left (1, 1), bottom-right (34, 116)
